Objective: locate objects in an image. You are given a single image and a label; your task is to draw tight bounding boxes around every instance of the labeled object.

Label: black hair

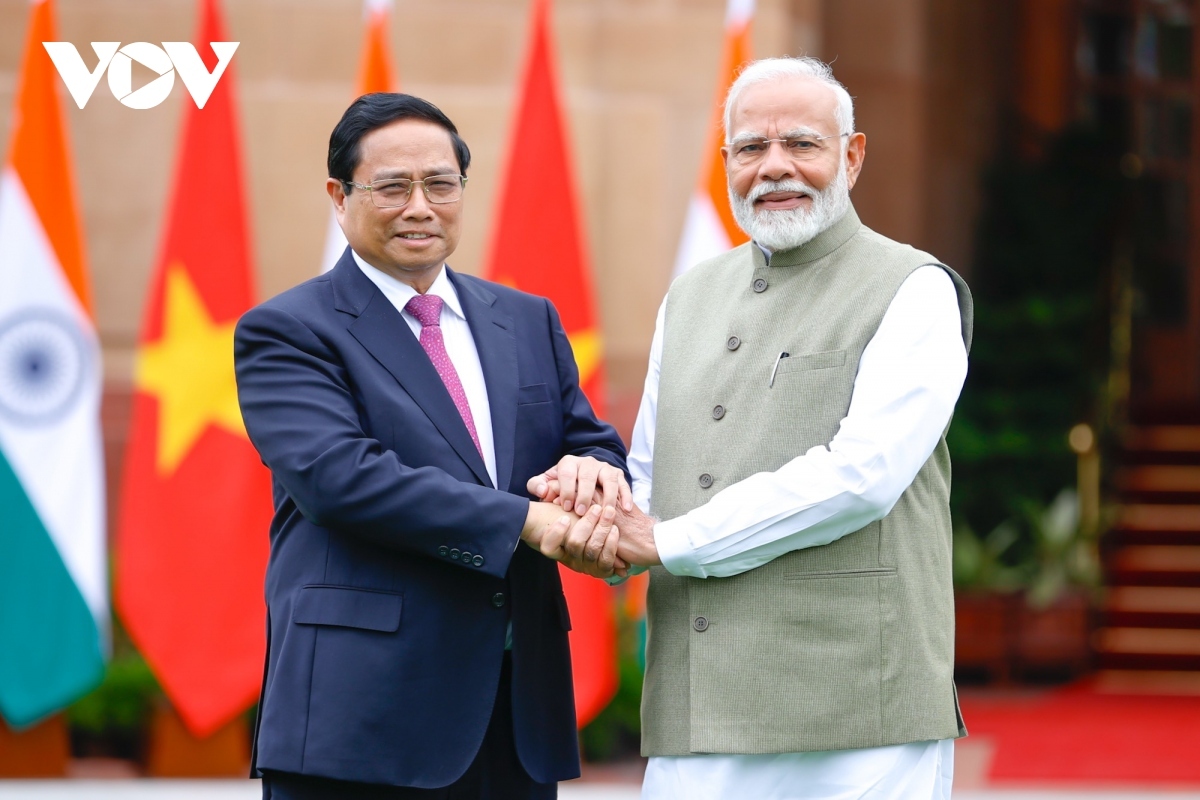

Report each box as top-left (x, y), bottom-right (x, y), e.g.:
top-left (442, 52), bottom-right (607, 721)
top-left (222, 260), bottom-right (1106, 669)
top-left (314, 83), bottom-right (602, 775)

top-left (327, 93), bottom-right (471, 186)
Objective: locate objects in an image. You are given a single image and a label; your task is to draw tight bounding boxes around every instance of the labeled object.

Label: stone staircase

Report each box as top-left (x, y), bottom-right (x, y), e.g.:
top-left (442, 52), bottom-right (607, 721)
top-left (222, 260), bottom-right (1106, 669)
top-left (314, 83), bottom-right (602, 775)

top-left (1096, 425), bottom-right (1200, 693)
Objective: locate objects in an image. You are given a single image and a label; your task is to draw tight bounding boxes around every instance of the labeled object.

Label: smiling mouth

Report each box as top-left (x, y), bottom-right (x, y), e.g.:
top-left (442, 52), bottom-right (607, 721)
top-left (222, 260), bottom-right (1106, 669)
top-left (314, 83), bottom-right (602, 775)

top-left (756, 191), bottom-right (807, 204)
top-left (397, 233), bottom-right (435, 240)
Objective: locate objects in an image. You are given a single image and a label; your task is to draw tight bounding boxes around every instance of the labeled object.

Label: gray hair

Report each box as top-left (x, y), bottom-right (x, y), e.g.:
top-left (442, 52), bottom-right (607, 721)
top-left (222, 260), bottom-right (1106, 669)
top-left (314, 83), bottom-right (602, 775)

top-left (724, 57), bottom-right (855, 140)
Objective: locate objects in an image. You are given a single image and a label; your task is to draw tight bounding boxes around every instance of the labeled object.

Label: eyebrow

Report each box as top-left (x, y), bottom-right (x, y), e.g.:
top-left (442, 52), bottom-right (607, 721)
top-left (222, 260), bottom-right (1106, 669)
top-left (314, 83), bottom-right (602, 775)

top-left (372, 165), bottom-right (458, 180)
top-left (727, 126), bottom-right (827, 145)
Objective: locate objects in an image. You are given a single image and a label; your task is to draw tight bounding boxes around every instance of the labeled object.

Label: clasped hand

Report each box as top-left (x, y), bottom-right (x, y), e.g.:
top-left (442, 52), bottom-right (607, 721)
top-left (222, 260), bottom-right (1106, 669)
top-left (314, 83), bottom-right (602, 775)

top-left (521, 456), bottom-right (660, 579)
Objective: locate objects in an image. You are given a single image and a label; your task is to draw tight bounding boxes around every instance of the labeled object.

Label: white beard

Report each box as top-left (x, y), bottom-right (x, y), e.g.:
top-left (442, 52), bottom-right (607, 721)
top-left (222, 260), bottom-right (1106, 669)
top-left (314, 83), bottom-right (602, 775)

top-left (728, 156), bottom-right (851, 252)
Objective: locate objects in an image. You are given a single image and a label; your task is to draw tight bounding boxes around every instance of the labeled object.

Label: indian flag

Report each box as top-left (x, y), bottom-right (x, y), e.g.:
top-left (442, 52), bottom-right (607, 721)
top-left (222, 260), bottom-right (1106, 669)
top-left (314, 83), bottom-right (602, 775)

top-left (673, 0), bottom-right (754, 278)
top-left (0, 0), bottom-right (107, 728)
top-left (321, 0), bottom-right (397, 273)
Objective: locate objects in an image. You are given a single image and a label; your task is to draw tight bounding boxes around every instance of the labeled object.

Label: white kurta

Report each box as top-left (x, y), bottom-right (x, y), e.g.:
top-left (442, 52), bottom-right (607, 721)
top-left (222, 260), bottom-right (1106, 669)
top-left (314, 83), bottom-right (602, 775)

top-left (629, 265), bottom-right (968, 799)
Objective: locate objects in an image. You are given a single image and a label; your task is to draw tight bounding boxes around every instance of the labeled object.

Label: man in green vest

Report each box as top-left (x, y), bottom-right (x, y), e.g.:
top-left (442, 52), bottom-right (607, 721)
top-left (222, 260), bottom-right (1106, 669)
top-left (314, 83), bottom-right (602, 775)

top-left (547, 56), bottom-right (974, 798)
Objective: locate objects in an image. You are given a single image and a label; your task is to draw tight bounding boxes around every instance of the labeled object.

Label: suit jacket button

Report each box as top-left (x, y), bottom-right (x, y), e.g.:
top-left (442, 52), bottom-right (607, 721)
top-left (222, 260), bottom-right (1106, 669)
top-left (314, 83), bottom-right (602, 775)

top-left (753, 278), bottom-right (768, 293)
top-left (712, 405), bottom-right (725, 420)
top-left (473, 555), bottom-right (485, 567)
top-left (438, 546), bottom-right (448, 557)
top-left (726, 336), bottom-right (741, 351)
top-left (449, 548), bottom-right (461, 560)
top-left (698, 473), bottom-right (713, 489)
top-left (693, 616), bottom-right (709, 632)
top-left (461, 551), bottom-right (472, 563)
top-left (492, 592), bottom-right (506, 608)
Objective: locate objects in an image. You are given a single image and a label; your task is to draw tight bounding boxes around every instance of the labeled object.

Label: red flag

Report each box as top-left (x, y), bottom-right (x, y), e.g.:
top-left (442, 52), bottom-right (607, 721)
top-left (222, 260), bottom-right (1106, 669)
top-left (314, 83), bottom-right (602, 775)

top-left (115, 0), bottom-right (271, 737)
top-left (484, 0), bottom-right (616, 728)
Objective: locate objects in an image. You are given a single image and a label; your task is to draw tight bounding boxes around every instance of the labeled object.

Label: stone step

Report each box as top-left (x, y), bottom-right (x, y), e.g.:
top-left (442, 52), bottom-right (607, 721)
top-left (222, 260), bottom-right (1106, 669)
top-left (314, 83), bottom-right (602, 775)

top-left (1095, 627), bottom-right (1200, 669)
top-left (1125, 425), bottom-right (1200, 452)
top-left (1106, 586), bottom-right (1200, 613)
top-left (1111, 545), bottom-right (1200, 574)
top-left (1091, 668), bottom-right (1200, 695)
top-left (1096, 626), bottom-right (1200, 655)
top-left (1114, 505), bottom-right (1200, 532)
top-left (1118, 465), bottom-right (1200, 493)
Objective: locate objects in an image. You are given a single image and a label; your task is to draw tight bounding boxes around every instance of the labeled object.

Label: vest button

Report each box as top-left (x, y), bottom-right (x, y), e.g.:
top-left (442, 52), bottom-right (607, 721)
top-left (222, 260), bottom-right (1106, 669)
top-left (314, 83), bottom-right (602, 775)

top-left (712, 405), bottom-right (725, 420)
top-left (753, 278), bottom-right (768, 293)
top-left (698, 473), bottom-right (713, 489)
top-left (726, 336), bottom-right (741, 351)
top-left (491, 592), bottom-right (506, 608)
top-left (693, 616), bottom-right (709, 632)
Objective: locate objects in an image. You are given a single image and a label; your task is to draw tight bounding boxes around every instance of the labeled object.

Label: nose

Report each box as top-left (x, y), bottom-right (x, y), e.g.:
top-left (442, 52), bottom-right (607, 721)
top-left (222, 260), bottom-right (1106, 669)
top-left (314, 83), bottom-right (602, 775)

top-left (757, 139), bottom-right (796, 182)
top-left (400, 183), bottom-right (434, 219)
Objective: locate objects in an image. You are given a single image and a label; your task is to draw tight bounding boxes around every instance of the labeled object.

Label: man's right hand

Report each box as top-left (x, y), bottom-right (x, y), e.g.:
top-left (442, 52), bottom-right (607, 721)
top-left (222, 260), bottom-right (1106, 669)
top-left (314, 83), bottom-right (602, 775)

top-left (522, 501), bottom-right (627, 579)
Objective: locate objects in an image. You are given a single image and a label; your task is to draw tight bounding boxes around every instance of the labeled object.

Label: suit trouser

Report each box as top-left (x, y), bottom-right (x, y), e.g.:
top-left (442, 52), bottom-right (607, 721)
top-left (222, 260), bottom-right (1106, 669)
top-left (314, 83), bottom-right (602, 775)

top-left (261, 654), bottom-right (556, 800)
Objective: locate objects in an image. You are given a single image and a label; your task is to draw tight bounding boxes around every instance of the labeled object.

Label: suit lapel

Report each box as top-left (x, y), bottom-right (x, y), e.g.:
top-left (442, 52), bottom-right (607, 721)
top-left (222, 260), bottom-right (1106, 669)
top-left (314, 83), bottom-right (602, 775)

top-left (451, 269), bottom-right (518, 494)
top-left (335, 255), bottom-right (492, 487)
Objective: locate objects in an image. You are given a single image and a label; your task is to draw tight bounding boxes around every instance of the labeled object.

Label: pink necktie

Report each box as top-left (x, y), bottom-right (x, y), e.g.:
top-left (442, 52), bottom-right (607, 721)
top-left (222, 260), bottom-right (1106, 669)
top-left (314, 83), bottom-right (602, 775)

top-left (404, 294), bottom-right (483, 456)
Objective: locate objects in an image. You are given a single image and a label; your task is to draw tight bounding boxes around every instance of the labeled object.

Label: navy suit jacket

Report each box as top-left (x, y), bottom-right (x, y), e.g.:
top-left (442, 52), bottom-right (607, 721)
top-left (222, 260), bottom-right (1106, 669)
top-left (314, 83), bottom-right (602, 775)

top-left (233, 251), bottom-right (627, 788)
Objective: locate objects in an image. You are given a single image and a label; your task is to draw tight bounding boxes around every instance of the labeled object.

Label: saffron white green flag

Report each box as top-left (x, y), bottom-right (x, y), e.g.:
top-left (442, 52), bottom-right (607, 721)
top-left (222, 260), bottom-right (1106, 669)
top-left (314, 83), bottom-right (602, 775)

top-left (0, 0), bottom-right (107, 728)
top-left (321, 0), bottom-right (396, 273)
top-left (672, 0), bottom-right (755, 278)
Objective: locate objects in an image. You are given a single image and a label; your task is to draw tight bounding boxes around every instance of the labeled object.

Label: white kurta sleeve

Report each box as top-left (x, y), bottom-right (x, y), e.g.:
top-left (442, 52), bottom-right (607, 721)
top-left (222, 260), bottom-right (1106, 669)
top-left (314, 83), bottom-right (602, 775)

top-left (644, 265), bottom-right (968, 579)
top-left (628, 297), bottom-right (666, 516)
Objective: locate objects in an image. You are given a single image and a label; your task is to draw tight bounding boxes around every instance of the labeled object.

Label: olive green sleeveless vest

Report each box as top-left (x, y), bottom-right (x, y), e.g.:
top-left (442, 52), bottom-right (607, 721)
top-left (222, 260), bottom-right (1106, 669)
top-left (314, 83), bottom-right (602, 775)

top-left (642, 206), bottom-right (973, 756)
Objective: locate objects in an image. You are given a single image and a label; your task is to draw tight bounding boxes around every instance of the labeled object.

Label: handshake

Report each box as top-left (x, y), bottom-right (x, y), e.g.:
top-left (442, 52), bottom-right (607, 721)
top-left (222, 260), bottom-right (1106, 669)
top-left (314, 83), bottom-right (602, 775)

top-left (519, 456), bottom-right (660, 579)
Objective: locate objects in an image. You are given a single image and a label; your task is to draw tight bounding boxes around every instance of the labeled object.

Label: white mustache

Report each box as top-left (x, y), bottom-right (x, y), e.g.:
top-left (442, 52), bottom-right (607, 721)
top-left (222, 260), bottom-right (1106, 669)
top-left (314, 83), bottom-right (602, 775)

top-left (748, 179), bottom-right (816, 204)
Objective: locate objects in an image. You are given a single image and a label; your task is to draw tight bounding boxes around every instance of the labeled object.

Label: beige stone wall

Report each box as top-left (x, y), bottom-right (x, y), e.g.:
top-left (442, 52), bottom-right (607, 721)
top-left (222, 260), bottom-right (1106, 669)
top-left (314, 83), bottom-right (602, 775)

top-left (823, 0), bottom-right (1009, 274)
top-left (0, 0), bottom-right (818, 438)
top-left (0, 0), bottom-right (1004, 467)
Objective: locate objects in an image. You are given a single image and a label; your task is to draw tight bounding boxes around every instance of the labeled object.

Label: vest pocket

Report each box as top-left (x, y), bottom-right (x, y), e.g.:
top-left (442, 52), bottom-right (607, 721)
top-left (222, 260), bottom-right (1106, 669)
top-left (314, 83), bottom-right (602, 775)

top-left (773, 348), bottom-right (847, 375)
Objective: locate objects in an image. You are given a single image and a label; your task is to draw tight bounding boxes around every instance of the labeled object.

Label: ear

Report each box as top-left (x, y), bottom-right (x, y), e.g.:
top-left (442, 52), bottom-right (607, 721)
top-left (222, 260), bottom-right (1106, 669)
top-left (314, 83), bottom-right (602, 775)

top-left (844, 132), bottom-right (866, 190)
top-left (327, 178), bottom-right (349, 223)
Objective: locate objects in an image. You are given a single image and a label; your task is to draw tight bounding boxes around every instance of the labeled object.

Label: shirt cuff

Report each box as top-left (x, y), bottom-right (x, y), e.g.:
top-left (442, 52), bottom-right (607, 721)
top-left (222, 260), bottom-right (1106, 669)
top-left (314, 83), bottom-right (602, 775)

top-left (654, 516), bottom-right (708, 578)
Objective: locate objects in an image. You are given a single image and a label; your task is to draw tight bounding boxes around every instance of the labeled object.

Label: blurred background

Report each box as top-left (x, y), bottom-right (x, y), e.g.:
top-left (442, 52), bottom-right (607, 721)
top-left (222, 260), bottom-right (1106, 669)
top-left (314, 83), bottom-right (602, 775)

top-left (2, 0), bottom-right (1200, 795)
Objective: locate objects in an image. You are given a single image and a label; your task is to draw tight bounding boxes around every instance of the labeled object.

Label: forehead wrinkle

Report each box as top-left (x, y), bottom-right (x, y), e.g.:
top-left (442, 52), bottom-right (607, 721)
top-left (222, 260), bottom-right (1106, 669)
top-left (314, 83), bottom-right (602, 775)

top-left (779, 125), bottom-right (825, 138)
top-left (371, 165), bottom-right (458, 181)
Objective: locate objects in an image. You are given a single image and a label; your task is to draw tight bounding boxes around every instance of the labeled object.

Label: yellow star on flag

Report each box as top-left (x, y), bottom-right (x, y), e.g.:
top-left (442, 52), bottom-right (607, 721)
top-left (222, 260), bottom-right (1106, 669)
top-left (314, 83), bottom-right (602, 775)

top-left (135, 264), bottom-right (246, 475)
top-left (567, 328), bottom-right (602, 385)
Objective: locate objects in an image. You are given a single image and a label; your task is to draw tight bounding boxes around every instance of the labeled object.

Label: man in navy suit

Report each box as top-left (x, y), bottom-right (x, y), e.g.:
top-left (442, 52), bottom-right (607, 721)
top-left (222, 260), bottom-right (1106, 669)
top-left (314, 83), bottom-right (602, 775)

top-left (234, 93), bottom-right (630, 799)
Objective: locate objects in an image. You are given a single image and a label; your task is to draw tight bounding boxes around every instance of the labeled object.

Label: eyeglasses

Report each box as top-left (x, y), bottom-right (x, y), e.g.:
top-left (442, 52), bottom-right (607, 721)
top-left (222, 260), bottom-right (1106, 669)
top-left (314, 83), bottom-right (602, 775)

top-left (727, 134), bottom-right (850, 165)
top-left (346, 174), bottom-right (467, 208)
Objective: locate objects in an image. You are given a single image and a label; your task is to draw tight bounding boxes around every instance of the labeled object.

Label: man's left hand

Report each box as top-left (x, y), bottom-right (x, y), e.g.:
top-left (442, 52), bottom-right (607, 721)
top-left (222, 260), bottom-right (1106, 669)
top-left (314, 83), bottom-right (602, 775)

top-left (527, 455), bottom-right (632, 516)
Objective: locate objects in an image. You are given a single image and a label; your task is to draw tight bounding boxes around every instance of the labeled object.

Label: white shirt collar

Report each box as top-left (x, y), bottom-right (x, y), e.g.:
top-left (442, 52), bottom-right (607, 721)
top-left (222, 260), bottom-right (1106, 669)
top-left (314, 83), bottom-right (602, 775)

top-left (350, 250), bottom-right (466, 320)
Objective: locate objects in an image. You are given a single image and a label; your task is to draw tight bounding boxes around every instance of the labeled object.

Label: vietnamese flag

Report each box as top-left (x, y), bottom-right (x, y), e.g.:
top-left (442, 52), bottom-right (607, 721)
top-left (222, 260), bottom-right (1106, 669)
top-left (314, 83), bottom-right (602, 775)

top-left (484, 0), bottom-right (616, 727)
top-left (115, 0), bottom-right (271, 736)
top-left (672, 0), bottom-right (754, 278)
top-left (320, 0), bottom-right (398, 273)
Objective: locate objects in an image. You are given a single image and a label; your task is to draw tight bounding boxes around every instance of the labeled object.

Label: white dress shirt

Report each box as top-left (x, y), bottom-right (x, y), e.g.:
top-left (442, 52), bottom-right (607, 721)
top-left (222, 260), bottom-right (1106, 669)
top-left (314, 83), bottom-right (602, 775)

top-left (631, 265), bottom-right (967, 799)
top-left (352, 252), bottom-right (498, 488)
